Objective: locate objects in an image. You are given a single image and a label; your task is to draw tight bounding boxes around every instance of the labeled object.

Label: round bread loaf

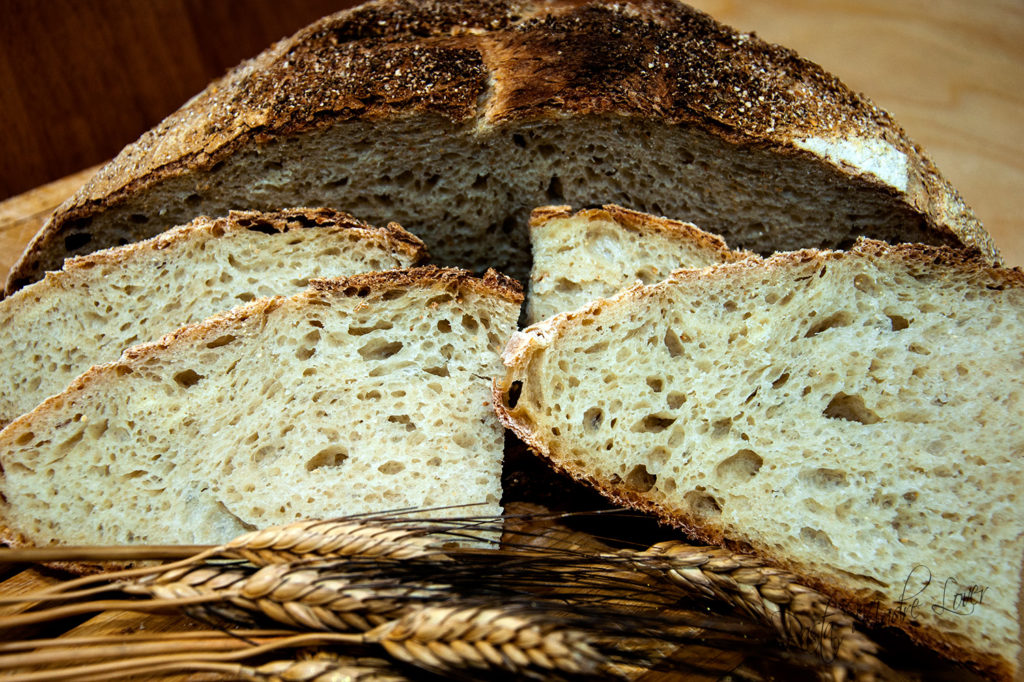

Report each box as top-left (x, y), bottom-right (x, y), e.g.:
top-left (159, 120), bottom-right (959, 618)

top-left (4, 0), bottom-right (996, 294)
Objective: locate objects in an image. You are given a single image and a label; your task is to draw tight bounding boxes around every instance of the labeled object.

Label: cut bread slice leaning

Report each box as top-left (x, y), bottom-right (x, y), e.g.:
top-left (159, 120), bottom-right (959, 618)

top-left (527, 204), bottom-right (750, 323)
top-left (495, 240), bottom-right (1024, 680)
top-left (0, 208), bottom-right (426, 428)
top-left (0, 267), bottom-right (521, 547)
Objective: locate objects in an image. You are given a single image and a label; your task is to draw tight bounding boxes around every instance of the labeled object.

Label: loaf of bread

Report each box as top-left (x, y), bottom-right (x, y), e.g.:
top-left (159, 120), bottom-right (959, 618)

top-left (527, 204), bottom-right (750, 323)
top-left (0, 267), bottom-right (521, 546)
top-left (0, 208), bottom-right (426, 428)
top-left (495, 240), bottom-right (1024, 679)
top-left (5, 0), bottom-right (996, 294)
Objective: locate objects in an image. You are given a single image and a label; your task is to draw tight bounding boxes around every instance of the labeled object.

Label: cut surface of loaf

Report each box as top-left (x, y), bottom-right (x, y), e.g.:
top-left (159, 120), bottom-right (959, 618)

top-left (527, 204), bottom-right (750, 323)
top-left (495, 241), bottom-right (1024, 679)
top-left (5, 0), bottom-right (996, 294)
top-left (0, 267), bottom-right (521, 546)
top-left (0, 208), bottom-right (426, 428)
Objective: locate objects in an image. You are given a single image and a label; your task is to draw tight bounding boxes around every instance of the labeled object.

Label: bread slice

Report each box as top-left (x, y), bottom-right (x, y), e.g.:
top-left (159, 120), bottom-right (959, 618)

top-left (0, 267), bottom-right (521, 546)
top-left (494, 241), bottom-right (1024, 680)
top-left (0, 208), bottom-right (426, 429)
top-left (527, 204), bottom-right (751, 323)
top-left (5, 0), bottom-right (995, 294)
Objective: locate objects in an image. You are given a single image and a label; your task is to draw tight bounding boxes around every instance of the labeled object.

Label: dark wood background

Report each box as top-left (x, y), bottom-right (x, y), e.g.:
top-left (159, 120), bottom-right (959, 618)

top-left (0, 0), bottom-right (359, 200)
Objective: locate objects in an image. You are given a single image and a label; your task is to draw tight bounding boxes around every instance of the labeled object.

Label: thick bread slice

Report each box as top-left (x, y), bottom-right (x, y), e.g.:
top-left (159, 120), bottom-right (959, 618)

top-left (494, 241), bottom-right (1024, 680)
top-left (5, 0), bottom-right (996, 294)
top-left (0, 208), bottom-right (426, 429)
top-left (527, 204), bottom-right (751, 323)
top-left (0, 267), bottom-right (521, 546)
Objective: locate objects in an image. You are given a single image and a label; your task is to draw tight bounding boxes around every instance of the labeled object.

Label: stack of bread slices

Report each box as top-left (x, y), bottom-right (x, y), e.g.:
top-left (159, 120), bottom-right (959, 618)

top-left (1, 1), bottom-right (1020, 679)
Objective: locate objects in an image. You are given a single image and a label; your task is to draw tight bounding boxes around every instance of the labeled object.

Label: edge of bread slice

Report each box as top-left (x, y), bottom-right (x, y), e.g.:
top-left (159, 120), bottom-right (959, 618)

top-left (0, 266), bottom-right (521, 547)
top-left (495, 239), bottom-right (1024, 680)
top-left (527, 204), bottom-right (752, 323)
top-left (0, 207), bottom-right (426, 428)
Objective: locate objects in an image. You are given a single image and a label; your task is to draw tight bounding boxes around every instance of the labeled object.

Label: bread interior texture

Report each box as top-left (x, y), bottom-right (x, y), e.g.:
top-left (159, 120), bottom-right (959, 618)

top-left (499, 244), bottom-right (1024, 669)
top-left (0, 216), bottom-right (421, 427)
top-left (34, 114), bottom-right (948, 287)
top-left (527, 205), bottom-right (745, 323)
top-left (0, 274), bottom-right (518, 545)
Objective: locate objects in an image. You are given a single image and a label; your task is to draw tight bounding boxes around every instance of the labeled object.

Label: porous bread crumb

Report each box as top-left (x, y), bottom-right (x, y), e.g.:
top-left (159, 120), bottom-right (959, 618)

top-left (0, 267), bottom-right (521, 546)
top-left (527, 204), bottom-right (750, 323)
top-left (0, 209), bottom-right (426, 428)
top-left (497, 238), bottom-right (1024, 680)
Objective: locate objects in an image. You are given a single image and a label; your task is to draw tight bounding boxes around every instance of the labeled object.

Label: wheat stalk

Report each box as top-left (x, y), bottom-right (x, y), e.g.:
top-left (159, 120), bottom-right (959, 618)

top-left (632, 541), bottom-right (891, 681)
top-left (0, 511), bottom-right (895, 681)
top-left (365, 602), bottom-right (613, 679)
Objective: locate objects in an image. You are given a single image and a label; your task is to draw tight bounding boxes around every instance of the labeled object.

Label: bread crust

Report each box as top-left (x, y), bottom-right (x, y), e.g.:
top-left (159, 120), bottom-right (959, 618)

top-left (494, 238), bottom-right (1023, 681)
top-left (54, 208), bottom-right (427, 277)
top-left (6, 0), bottom-right (995, 294)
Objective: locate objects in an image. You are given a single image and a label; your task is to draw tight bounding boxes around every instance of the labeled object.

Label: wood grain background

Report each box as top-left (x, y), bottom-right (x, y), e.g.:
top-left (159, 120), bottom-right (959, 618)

top-left (1, 0), bottom-right (1021, 264)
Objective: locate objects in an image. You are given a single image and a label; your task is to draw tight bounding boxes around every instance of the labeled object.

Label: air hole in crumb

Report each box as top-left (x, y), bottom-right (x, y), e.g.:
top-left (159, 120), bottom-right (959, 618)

top-left (174, 369), bottom-right (204, 388)
top-left (805, 311), bottom-right (852, 337)
top-left (437, 319), bottom-right (452, 333)
top-left (387, 415), bottom-right (415, 432)
top-left (129, 213), bottom-right (149, 224)
top-left (666, 392), bottom-right (686, 409)
top-left (296, 347), bottom-right (316, 360)
top-left (772, 372), bottom-right (790, 389)
top-left (15, 431), bottom-right (34, 446)
top-left (378, 461), bottom-right (405, 475)
top-left (461, 315), bottom-right (479, 333)
top-left (646, 377), bottom-right (663, 392)
top-left (625, 464), bottom-right (657, 492)
top-left (886, 313), bottom-right (911, 331)
top-left (634, 414), bottom-right (676, 433)
top-left (206, 335), bottom-right (237, 349)
top-left (800, 527), bottom-right (836, 552)
top-left (184, 193), bottom-right (202, 206)
top-left (715, 449), bottom-right (763, 482)
top-left (583, 407), bottom-right (603, 431)
top-left (506, 381), bottom-right (523, 408)
top-left (664, 329), bottom-right (689, 357)
top-left (800, 467), bottom-right (849, 488)
top-left (64, 233), bottom-right (92, 251)
top-left (711, 418), bottom-right (732, 439)
top-left (306, 445), bottom-right (349, 471)
top-left (546, 175), bottom-right (564, 201)
top-left (511, 133), bottom-right (526, 148)
top-left (684, 490), bottom-right (722, 517)
top-left (357, 339), bottom-right (403, 360)
top-left (823, 393), bottom-right (880, 425)
top-left (424, 366), bottom-right (449, 377)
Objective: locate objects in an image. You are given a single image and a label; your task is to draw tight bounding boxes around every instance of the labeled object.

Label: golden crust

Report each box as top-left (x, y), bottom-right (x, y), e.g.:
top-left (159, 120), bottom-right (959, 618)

top-left (6, 0), bottom-right (996, 294)
top-left (494, 239), bottom-right (1023, 681)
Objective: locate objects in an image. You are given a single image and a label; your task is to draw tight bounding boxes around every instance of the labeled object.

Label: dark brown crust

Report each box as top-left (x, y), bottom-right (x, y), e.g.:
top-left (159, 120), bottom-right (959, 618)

top-left (494, 238), bottom-right (1023, 681)
top-left (530, 203), bottom-right (754, 262)
top-left (6, 0), bottom-right (996, 294)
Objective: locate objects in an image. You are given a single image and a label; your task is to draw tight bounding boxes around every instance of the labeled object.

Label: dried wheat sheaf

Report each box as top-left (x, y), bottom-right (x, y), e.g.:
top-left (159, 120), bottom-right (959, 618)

top-left (0, 509), bottom-right (894, 681)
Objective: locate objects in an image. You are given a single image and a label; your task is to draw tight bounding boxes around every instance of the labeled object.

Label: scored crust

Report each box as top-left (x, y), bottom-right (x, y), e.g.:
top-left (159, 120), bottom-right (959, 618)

top-left (6, 0), bottom-right (996, 294)
top-left (494, 239), bottom-right (1024, 681)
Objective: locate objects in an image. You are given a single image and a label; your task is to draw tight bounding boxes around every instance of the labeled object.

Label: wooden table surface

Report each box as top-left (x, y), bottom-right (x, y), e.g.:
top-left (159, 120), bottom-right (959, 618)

top-left (0, 2), bottom-right (1019, 680)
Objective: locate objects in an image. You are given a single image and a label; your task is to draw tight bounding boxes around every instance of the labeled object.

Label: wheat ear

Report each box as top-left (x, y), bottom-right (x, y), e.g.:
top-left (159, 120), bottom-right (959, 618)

top-left (365, 603), bottom-right (612, 679)
top-left (636, 541), bottom-right (891, 681)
